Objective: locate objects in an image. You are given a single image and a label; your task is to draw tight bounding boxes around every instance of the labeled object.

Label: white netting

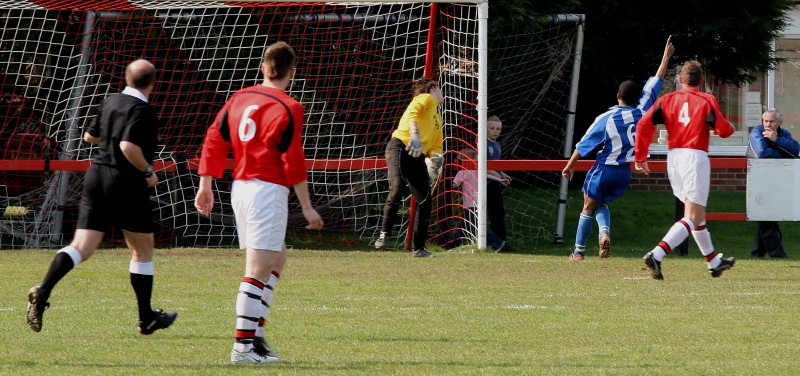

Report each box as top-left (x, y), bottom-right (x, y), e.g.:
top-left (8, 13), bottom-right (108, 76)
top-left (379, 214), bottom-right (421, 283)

top-left (436, 15), bottom-right (582, 248)
top-left (0, 1), bottom-right (580, 250)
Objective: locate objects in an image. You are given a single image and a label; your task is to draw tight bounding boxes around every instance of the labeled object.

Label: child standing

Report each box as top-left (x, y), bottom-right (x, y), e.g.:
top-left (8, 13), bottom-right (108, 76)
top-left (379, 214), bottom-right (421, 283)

top-left (453, 148), bottom-right (506, 251)
top-left (486, 116), bottom-right (512, 248)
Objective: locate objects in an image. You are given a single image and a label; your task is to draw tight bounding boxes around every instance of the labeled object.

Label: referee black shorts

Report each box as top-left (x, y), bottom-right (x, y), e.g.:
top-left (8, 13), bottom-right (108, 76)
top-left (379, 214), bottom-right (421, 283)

top-left (76, 164), bottom-right (154, 233)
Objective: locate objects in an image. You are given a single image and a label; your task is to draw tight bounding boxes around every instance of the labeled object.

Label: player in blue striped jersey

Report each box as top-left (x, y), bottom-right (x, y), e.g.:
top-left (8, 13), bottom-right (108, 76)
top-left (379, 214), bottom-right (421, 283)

top-left (562, 36), bottom-right (674, 260)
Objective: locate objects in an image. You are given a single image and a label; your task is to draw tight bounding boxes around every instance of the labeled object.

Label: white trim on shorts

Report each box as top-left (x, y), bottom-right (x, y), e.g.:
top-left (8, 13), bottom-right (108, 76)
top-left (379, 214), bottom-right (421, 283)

top-left (231, 179), bottom-right (290, 251)
top-left (667, 148), bottom-right (710, 207)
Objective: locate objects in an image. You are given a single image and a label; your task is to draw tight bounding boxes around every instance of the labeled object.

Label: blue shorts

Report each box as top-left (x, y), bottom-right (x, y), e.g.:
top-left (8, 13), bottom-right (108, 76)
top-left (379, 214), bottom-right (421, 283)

top-left (582, 163), bottom-right (631, 204)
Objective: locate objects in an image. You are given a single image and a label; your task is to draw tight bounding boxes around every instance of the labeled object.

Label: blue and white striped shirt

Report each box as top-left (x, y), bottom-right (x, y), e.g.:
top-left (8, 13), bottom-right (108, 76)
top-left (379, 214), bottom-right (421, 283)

top-left (576, 76), bottom-right (664, 165)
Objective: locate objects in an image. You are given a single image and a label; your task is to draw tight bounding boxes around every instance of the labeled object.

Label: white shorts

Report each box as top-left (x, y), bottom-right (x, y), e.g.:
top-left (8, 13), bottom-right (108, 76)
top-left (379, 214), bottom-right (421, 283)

top-left (231, 179), bottom-right (289, 251)
top-left (667, 148), bottom-right (710, 207)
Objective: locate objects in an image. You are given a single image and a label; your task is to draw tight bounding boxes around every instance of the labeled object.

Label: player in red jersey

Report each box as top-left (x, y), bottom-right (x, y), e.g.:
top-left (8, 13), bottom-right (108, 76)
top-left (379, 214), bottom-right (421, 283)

top-left (634, 60), bottom-right (736, 279)
top-left (195, 41), bottom-right (324, 364)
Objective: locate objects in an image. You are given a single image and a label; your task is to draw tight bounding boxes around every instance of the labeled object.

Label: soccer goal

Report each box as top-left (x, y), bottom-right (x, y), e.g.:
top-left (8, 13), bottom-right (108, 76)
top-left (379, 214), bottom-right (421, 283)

top-left (0, 1), bottom-right (582, 250)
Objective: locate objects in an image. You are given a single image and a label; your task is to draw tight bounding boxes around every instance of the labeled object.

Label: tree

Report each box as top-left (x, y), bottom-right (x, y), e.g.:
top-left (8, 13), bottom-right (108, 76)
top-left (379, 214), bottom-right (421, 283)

top-left (564, 0), bottom-right (793, 144)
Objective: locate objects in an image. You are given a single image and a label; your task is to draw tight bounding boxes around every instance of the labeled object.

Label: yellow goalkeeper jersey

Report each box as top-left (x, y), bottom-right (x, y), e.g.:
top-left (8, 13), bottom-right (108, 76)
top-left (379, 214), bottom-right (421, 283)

top-left (392, 93), bottom-right (443, 157)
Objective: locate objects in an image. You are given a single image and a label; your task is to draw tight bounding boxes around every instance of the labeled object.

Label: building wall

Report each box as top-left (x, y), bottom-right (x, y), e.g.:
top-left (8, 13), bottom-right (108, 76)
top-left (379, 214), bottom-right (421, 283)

top-left (628, 155), bottom-right (747, 192)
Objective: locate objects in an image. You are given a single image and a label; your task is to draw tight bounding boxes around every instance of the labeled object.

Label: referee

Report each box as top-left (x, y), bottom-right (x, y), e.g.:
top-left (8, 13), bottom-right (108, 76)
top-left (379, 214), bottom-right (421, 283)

top-left (26, 59), bottom-right (177, 335)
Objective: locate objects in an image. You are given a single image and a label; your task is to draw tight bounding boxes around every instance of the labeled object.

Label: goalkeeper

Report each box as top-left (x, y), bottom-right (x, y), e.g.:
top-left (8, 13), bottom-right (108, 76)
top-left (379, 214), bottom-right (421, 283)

top-left (375, 78), bottom-right (444, 257)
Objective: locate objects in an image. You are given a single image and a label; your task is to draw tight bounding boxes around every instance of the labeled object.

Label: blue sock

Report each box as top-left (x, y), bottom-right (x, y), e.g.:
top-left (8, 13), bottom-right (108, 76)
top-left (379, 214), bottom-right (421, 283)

top-left (574, 212), bottom-right (594, 253)
top-left (595, 204), bottom-right (610, 238)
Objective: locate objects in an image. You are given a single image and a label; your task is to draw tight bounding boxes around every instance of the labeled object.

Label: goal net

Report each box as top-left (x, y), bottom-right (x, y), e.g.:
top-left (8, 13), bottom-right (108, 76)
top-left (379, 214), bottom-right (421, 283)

top-left (0, 1), bottom-right (582, 250)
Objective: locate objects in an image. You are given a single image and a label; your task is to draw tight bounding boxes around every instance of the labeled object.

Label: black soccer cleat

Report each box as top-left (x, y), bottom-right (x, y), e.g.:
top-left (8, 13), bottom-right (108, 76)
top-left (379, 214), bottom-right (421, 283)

top-left (138, 308), bottom-right (177, 335)
top-left (643, 251), bottom-right (664, 280)
top-left (412, 247), bottom-right (433, 257)
top-left (709, 256), bottom-right (736, 278)
top-left (26, 286), bottom-right (50, 332)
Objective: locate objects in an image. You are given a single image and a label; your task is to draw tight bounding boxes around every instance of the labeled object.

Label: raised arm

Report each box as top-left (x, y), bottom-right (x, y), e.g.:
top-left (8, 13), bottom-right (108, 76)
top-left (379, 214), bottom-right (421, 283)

top-left (654, 35), bottom-right (675, 79)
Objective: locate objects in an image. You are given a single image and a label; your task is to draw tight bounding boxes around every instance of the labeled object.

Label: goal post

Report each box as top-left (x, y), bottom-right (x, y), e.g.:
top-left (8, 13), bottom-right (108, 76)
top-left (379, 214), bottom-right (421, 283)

top-left (0, 1), bottom-right (582, 251)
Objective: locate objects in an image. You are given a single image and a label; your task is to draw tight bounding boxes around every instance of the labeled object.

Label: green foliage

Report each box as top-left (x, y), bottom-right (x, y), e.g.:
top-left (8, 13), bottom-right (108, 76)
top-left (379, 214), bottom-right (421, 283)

top-left (506, 0), bottom-right (795, 143)
top-left (572, 0), bottom-right (793, 87)
top-left (487, 0), bottom-right (581, 34)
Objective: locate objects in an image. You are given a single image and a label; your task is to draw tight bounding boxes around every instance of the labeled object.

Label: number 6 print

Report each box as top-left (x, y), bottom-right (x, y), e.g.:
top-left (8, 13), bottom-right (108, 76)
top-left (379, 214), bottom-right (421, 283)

top-left (238, 104), bottom-right (259, 142)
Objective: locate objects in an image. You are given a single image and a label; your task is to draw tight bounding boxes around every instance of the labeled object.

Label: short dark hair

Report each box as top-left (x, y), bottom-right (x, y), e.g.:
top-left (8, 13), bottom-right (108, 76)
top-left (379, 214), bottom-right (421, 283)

top-left (680, 61), bottom-right (703, 87)
top-left (618, 80), bottom-right (639, 106)
top-left (412, 77), bottom-right (438, 96)
top-left (263, 41), bottom-right (296, 80)
top-left (125, 59), bottom-right (156, 90)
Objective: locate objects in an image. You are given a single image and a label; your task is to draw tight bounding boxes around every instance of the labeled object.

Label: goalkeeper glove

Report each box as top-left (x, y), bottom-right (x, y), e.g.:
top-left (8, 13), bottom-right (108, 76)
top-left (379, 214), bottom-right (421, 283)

top-left (405, 129), bottom-right (423, 158)
top-left (425, 154), bottom-right (443, 181)
top-left (427, 153), bottom-right (444, 170)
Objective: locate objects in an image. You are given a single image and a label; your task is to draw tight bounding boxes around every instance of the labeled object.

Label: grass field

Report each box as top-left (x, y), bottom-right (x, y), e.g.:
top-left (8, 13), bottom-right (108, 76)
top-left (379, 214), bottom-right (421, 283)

top-left (2, 189), bottom-right (800, 375)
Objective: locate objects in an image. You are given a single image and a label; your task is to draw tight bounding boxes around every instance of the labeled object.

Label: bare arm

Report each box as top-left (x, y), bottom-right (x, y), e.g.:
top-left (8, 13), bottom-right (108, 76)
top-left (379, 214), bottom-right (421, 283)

top-left (654, 35), bottom-right (675, 79)
top-left (292, 180), bottom-right (324, 230)
top-left (488, 174), bottom-right (505, 183)
top-left (561, 149), bottom-right (582, 181)
top-left (195, 175), bottom-right (215, 216)
top-left (120, 140), bottom-right (157, 187)
top-left (83, 132), bottom-right (100, 145)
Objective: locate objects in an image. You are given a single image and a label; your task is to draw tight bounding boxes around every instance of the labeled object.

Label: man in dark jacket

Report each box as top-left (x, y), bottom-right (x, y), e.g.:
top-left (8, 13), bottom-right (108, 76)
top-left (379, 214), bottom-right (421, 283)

top-left (747, 108), bottom-right (800, 258)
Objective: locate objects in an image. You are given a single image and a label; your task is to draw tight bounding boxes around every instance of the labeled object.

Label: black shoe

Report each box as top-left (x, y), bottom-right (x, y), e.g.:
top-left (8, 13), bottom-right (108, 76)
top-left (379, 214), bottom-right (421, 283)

top-left (253, 336), bottom-right (280, 360)
top-left (26, 286), bottom-right (50, 332)
top-left (412, 247), bottom-right (433, 257)
top-left (643, 252), bottom-right (663, 280)
top-left (138, 308), bottom-right (177, 335)
top-left (709, 256), bottom-right (736, 278)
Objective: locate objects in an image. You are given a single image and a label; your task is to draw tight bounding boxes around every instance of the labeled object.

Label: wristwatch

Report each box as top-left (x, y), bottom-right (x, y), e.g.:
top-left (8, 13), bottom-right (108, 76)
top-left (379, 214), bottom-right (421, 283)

top-left (144, 165), bottom-right (154, 178)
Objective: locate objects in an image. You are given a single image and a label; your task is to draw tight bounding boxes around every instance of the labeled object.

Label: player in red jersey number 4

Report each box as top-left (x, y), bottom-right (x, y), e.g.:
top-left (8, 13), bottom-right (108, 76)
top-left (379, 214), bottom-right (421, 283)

top-left (634, 60), bottom-right (736, 280)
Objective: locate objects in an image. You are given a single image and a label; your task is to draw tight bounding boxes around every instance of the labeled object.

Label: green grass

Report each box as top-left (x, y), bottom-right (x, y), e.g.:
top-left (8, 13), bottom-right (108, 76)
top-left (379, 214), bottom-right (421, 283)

top-left (513, 189), bottom-right (800, 258)
top-left (2, 189), bottom-right (800, 375)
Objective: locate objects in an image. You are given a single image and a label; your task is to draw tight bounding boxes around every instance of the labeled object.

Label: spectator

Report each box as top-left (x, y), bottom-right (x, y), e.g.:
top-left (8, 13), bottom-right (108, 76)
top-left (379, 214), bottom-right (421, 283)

top-left (746, 108), bottom-right (799, 259)
top-left (486, 115), bottom-right (513, 250)
top-left (452, 148), bottom-right (507, 252)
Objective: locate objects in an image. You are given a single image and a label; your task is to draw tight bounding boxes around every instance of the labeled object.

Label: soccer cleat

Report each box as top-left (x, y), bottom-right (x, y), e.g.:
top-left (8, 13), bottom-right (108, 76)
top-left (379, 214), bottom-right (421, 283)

top-left (26, 286), bottom-right (50, 332)
top-left (138, 308), bottom-right (178, 335)
top-left (375, 232), bottom-right (388, 250)
top-left (231, 347), bottom-right (280, 364)
top-left (412, 247), bottom-right (433, 257)
top-left (643, 251), bottom-right (664, 280)
top-left (253, 336), bottom-right (280, 360)
top-left (569, 252), bottom-right (585, 261)
top-left (709, 255), bottom-right (736, 278)
top-left (599, 234), bottom-right (611, 258)
top-left (493, 241), bottom-right (506, 253)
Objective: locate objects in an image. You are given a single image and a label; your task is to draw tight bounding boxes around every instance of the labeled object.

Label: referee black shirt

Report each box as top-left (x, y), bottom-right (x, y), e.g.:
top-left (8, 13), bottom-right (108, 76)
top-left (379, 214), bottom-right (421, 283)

top-left (86, 90), bottom-right (159, 175)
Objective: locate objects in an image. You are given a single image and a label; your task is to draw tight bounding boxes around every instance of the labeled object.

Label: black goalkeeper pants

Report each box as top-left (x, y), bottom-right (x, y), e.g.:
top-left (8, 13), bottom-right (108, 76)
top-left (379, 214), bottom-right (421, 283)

top-left (380, 138), bottom-right (432, 250)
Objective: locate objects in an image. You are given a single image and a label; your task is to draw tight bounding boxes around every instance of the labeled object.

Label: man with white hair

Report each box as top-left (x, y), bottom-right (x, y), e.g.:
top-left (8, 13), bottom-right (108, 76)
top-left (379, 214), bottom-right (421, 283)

top-left (746, 108), bottom-right (799, 258)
